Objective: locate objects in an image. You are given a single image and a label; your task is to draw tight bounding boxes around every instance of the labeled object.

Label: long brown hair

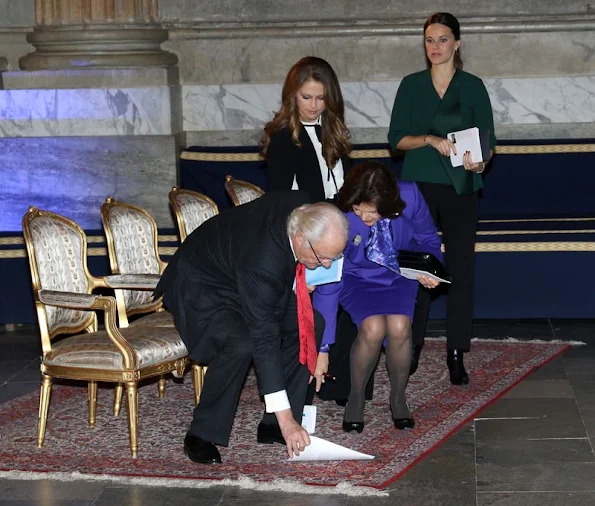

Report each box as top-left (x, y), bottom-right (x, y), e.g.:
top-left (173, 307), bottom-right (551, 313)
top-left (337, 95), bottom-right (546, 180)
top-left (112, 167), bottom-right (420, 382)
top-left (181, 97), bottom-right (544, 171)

top-left (337, 161), bottom-right (405, 218)
top-left (260, 56), bottom-right (351, 169)
top-left (424, 12), bottom-right (463, 70)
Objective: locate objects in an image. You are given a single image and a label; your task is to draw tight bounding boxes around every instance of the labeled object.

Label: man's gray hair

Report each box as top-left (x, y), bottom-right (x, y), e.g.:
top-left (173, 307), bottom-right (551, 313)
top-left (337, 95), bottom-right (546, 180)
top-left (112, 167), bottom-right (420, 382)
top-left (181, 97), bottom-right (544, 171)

top-left (287, 202), bottom-right (349, 244)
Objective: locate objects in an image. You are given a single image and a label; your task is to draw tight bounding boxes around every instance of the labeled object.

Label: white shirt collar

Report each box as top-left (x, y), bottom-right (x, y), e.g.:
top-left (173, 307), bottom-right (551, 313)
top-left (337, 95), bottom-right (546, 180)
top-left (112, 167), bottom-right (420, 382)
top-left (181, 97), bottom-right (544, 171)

top-left (300, 115), bottom-right (322, 127)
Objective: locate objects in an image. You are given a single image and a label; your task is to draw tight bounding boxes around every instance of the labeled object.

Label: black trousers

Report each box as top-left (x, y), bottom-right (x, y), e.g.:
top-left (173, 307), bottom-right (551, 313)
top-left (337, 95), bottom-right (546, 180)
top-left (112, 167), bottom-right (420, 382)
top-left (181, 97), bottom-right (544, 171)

top-left (412, 182), bottom-right (479, 351)
top-left (188, 293), bottom-right (323, 446)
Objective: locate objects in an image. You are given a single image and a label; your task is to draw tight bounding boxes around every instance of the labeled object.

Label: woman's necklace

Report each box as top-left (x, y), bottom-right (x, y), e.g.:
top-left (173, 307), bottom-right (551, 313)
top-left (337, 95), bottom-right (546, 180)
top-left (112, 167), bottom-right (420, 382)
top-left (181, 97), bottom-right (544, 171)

top-left (432, 71), bottom-right (455, 96)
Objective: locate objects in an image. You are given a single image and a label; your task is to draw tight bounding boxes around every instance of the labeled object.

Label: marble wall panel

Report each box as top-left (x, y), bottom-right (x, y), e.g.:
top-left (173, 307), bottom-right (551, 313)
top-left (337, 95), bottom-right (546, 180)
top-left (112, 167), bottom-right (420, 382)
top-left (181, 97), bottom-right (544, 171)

top-left (0, 136), bottom-right (177, 232)
top-left (0, 87), bottom-right (172, 137)
top-left (182, 76), bottom-right (595, 134)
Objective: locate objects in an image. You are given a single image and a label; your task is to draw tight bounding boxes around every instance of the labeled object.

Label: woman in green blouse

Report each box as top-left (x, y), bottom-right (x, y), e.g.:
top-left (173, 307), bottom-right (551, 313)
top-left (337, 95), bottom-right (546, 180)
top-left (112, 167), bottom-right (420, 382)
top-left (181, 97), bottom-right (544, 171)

top-left (388, 12), bottom-right (496, 385)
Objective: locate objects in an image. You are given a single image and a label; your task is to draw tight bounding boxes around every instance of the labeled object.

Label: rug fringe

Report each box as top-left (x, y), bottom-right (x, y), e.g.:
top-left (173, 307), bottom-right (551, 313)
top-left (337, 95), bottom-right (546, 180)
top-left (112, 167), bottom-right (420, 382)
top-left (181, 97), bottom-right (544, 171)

top-left (426, 336), bottom-right (586, 346)
top-left (0, 470), bottom-right (388, 497)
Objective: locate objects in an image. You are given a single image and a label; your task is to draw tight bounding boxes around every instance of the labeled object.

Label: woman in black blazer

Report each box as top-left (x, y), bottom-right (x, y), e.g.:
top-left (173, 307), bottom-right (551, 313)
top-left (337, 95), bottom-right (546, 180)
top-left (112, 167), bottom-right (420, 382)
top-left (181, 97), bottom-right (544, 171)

top-left (261, 56), bottom-right (352, 203)
top-left (261, 57), bottom-right (362, 405)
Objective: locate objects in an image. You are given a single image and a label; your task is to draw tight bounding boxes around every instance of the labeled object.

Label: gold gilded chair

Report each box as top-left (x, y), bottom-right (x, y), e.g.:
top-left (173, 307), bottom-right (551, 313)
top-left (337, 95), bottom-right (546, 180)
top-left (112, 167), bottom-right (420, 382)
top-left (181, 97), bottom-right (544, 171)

top-left (168, 186), bottom-right (219, 242)
top-left (100, 197), bottom-right (170, 329)
top-left (101, 197), bottom-right (204, 404)
top-left (224, 175), bottom-right (264, 206)
top-left (22, 207), bottom-right (190, 457)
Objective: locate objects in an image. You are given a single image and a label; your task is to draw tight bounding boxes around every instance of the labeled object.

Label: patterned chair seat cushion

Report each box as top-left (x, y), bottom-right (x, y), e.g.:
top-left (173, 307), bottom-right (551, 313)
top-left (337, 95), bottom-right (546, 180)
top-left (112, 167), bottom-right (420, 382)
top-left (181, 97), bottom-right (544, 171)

top-left (129, 310), bottom-right (175, 328)
top-left (44, 326), bottom-right (187, 370)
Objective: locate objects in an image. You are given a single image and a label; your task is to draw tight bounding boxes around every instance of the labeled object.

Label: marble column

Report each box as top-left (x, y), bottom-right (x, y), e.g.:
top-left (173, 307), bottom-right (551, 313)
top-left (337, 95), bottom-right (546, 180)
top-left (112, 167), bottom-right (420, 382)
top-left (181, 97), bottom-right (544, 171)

top-left (19, 0), bottom-right (177, 70)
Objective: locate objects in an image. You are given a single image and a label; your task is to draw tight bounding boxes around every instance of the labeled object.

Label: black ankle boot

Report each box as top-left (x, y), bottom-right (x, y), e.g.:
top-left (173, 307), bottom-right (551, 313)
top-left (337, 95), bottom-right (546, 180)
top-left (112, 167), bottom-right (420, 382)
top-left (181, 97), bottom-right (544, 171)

top-left (409, 344), bottom-right (424, 376)
top-left (447, 349), bottom-right (469, 385)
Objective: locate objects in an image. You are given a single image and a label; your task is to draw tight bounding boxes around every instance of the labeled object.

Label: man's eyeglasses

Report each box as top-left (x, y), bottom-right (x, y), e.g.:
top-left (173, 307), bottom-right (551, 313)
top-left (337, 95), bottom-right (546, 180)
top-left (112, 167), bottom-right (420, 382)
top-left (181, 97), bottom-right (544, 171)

top-left (308, 242), bottom-right (343, 266)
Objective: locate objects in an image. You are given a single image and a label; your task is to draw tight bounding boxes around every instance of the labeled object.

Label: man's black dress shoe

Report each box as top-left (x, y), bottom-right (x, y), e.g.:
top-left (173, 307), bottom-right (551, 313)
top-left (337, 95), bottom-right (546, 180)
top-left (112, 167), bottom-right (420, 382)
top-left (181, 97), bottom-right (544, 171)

top-left (257, 422), bottom-right (285, 445)
top-left (183, 432), bottom-right (222, 464)
top-left (409, 344), bottom-right (424, 376)
top-left (393, 417), bottom-right (415, 430)
top-left (447, 348), bottom-right (470, 385)
top-left (342, 421), bottom-right (364, 433)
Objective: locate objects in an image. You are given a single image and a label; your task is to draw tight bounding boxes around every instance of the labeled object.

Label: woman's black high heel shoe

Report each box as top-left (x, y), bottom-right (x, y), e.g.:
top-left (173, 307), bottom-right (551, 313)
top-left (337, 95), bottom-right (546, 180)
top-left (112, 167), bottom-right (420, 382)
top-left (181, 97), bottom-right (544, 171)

top-left (392, 400), bottom-right (414, 430)
top-left (393, 417), bottom-right (415, 430)
top-left (342, 421), bottom-right (365, 433)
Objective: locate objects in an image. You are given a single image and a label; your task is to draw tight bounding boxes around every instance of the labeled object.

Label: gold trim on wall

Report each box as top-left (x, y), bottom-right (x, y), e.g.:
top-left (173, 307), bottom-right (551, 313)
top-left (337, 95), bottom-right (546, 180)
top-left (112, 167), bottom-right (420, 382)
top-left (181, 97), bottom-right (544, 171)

top-left (477, 229), bottom-right (595, 236)
top-left (482, 217), bottom-right (595, 223)
top-left (180, 143), bottom-right (595, 162)
top-left (475, 242), bottom-right (595, 252)
top-left (3, 241), bottom-right (595, 259)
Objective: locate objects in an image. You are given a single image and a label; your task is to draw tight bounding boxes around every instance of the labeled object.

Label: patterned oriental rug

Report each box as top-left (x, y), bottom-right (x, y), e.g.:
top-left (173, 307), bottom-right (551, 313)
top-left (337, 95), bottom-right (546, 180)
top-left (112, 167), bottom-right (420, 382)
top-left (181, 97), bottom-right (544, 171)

top-left (0, 339), bottom-right (570, 495)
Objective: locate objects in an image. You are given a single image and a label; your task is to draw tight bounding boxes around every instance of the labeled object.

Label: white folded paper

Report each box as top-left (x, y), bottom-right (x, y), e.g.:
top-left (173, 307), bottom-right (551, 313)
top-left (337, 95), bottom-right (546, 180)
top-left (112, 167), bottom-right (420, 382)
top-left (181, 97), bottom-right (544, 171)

top-left (447, 127), bottom-right (483, 167)
top-left (288, 436), bottom-right (375, 461)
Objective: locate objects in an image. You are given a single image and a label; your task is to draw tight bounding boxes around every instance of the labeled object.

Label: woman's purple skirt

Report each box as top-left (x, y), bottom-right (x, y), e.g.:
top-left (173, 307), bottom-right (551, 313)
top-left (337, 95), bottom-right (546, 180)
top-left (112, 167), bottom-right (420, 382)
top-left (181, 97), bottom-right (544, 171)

top-left (339, 273), bottom-right (418, 328)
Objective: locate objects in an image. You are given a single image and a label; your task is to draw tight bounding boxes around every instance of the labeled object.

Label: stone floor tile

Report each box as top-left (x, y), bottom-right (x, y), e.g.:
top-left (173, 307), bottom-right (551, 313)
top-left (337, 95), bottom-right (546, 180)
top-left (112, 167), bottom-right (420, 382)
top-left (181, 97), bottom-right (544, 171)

top-left (477, 462), bottom-right (595, 492)
top-left (502, 379), bottom-right (574, 399)
top-left (478, 491), bottom-right (595, 506)
top-left (0, 479), bottom-right (105, 501)
top-left (476, 438), bottom-right (595, 466)
top-left (472, 319), bottom-right (555, 339)
top-left (0, 382), bottom-right (38, 404)
top-left (0, 360), bottom-right (38, 383)
top-left (92, 486), bottom-right (224, 506)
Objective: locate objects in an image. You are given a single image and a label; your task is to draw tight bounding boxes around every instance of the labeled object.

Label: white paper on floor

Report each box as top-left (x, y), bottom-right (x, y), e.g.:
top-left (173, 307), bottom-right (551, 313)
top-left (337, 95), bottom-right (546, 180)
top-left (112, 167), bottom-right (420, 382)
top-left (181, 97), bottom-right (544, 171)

top-left (287, 436), bottom-right (375, 461)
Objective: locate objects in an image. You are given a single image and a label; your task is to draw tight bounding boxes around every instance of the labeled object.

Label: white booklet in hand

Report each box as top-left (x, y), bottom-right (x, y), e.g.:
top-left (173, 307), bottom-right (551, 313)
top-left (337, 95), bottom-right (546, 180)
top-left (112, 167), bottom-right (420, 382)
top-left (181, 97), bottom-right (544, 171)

top-left (399, 268), bottom-right (451, 284)
top-left (447, 127), bottom-right (483, 167)
top-left (305, 257), bottom-right (344, 286)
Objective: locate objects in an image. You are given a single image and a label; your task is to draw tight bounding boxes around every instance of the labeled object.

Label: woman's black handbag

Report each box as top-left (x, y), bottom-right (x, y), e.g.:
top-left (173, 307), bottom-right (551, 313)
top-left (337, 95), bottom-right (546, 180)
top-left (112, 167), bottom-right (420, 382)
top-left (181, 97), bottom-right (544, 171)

top-left (397, 250), bottom-right (451, 282)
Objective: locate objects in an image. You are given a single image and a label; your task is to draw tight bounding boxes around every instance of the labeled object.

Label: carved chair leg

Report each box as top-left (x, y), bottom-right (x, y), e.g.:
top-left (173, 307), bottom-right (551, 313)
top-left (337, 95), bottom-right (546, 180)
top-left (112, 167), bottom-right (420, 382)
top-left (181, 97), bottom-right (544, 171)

top-left (125, 382), bottom-right (139, 458)
top-left (88, 381), bottom-right (98, 428)
top-left (37, 374), bottom-right (52, 448)
top-left (192, 364), bottom-right (206, 405)
top-left (158, 375), bottom-right (166, 399)
top-left (114, 383), bottom-right (123, 417)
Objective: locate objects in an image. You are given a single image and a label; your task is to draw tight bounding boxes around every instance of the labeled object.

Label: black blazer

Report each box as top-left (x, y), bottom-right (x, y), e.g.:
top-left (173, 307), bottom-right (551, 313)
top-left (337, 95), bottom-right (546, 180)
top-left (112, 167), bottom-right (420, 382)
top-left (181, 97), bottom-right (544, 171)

top-left (266, 126), bottom-right (351, 203)
top-left (156, 191), bottom-right (312, 395)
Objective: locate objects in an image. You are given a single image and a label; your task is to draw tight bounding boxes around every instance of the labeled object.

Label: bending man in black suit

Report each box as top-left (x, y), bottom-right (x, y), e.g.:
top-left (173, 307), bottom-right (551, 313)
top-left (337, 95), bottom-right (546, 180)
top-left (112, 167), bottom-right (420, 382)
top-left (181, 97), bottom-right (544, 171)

top-left (155, 191), bottom-right (349, 464)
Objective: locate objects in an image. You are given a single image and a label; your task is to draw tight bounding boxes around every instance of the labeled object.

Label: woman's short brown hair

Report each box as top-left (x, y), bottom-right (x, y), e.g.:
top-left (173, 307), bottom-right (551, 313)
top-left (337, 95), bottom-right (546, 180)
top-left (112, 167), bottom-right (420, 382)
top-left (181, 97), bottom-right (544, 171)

top-left (337, 161), bottom-right (405, 218)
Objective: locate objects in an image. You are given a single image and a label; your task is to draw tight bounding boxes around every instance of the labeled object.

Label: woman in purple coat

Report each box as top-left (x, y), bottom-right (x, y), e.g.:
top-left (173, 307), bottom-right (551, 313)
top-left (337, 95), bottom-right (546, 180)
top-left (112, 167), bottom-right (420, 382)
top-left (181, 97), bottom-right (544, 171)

top-left (313, 161), bottom-right (444, 431)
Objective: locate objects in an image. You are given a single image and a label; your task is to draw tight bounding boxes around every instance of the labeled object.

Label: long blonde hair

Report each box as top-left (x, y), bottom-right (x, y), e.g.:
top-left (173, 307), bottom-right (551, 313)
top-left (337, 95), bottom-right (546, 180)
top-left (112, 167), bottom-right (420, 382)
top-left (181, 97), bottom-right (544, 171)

top-left (260, 56), bottom-right (351, 169)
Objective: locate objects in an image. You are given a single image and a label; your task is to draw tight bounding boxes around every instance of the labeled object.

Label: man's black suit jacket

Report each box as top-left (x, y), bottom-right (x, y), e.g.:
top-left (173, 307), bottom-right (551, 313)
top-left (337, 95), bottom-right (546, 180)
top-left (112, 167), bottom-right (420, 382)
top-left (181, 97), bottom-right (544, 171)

top-left (266, 126), bottom-right (351, 202)
top-left (156, 191), bottom-right (311, 396)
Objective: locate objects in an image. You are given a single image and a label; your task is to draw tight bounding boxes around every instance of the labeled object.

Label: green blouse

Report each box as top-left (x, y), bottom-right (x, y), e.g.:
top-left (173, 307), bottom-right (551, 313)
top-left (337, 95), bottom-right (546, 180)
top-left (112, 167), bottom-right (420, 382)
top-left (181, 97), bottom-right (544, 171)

top-left (388, 69), bottom-right (496, 195)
